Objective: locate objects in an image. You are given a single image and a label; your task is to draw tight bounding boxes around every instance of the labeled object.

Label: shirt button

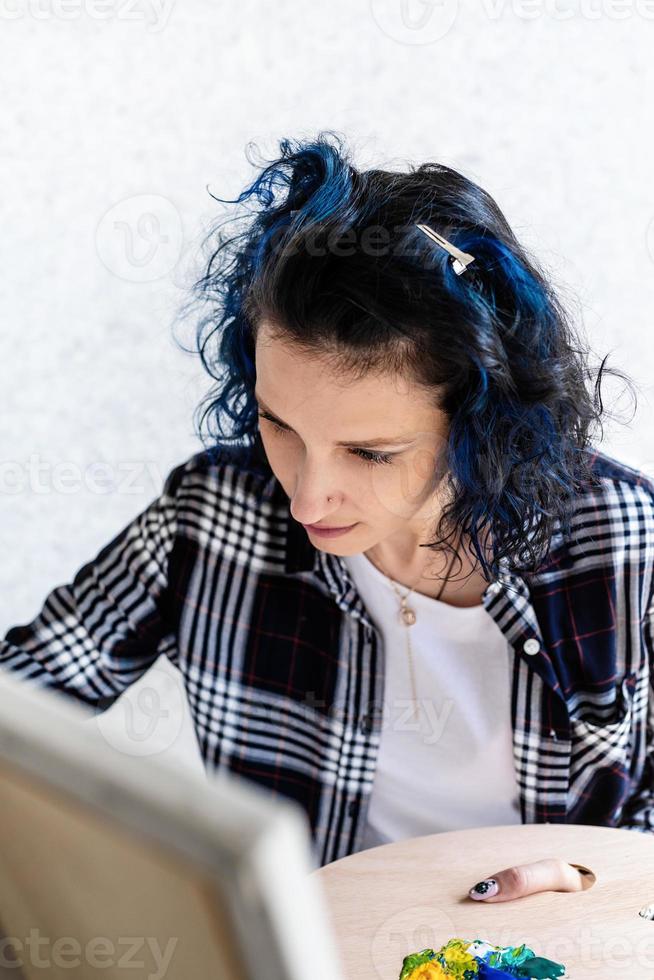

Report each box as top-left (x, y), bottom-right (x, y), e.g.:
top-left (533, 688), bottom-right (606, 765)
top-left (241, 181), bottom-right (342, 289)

top-left (360, 713), bottom-right (373, 735)
top-left (523, 637), bottom-right (540, 656)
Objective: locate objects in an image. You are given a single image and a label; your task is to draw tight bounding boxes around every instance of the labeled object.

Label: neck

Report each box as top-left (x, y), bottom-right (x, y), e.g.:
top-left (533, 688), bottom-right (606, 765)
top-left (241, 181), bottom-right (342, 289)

top-left (365, 527), bottom-right (492, 608)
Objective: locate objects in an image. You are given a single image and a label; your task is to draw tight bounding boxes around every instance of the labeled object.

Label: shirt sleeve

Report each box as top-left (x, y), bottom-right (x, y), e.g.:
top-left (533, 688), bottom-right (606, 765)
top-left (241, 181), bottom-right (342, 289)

top-left (616, 549), bottom-right (654, 834)
top-left (617, 720), bottom-right (654, 833)
top-left (0, 459), bottom-right (185, 712)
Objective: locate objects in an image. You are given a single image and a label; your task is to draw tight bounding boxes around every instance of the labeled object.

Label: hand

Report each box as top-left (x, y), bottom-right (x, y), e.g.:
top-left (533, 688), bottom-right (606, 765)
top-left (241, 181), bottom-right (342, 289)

top-left (467, 858), bottom-right (595, 902)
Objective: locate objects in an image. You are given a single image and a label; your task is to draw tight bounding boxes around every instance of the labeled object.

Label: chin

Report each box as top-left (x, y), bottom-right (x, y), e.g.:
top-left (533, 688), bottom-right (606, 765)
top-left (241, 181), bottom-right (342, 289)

top-left (305, 529), bottom-right (365, 552)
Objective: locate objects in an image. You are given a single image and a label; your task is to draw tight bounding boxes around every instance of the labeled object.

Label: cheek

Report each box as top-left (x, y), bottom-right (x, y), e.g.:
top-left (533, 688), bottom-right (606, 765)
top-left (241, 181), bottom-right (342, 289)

top-left (258, 430), bottom-right (290, 476)
top-left (413, 445), bottom-right (443, 483)
top-left (365, 449), bottom-right (440, 520)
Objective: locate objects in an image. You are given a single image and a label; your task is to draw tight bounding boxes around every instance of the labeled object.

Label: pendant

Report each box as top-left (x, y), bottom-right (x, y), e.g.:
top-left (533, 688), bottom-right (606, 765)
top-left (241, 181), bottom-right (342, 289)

top-left (400, 604), bottom-right (416, 626)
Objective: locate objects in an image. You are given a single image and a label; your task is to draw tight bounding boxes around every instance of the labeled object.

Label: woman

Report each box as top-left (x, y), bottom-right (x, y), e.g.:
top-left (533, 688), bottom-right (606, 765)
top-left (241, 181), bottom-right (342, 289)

top-left (3, 132), bottom-right (653, 904)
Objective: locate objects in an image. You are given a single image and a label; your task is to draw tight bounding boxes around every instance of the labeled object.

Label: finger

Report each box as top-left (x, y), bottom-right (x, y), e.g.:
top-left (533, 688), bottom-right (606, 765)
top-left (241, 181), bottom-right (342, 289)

top-left (467, 858), bottom-right (588, 902)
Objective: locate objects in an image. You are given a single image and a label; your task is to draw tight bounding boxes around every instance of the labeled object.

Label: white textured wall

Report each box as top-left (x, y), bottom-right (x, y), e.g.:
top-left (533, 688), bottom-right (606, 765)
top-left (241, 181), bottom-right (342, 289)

top-left (2, 0), bottom-right (654, 767)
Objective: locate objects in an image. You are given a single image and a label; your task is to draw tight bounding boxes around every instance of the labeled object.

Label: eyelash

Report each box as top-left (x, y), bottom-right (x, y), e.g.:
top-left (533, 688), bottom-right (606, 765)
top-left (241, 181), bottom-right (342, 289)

top-left (258, 412), bottom-right (396, 466)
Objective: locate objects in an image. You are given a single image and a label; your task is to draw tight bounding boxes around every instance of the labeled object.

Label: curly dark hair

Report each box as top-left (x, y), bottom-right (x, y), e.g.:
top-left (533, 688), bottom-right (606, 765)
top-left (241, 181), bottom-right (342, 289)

top-left (175, 129), bottom-right (637, 584)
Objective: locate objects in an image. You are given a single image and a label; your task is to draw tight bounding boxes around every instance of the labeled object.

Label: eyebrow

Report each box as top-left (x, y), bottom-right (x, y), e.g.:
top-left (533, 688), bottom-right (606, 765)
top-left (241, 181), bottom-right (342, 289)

top-left (253, 391), bottom-right (417, 449)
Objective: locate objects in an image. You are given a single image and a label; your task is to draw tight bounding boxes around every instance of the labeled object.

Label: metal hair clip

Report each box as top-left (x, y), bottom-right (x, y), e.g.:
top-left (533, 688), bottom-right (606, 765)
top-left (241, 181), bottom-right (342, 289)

top-left (416, 222), bottom-right (475, 275)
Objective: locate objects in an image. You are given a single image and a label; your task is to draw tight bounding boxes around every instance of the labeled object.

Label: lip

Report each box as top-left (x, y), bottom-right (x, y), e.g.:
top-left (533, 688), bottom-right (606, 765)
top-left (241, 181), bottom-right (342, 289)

top-left (302, 522), bottom-right (358, 538)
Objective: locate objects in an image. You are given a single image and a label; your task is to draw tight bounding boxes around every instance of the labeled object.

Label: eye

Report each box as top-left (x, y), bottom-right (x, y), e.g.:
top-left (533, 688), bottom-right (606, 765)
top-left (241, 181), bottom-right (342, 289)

top-left (351, 448), bottom-right (395, 466)
top-left (258, 412), bottom-right (395, 466)
top-left (258, 412), bottom-right (286, 433)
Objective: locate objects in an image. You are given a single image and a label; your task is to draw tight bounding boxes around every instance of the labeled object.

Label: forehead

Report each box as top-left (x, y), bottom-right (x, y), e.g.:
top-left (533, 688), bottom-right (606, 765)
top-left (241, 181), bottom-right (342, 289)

top-left (254, 322), bottom-right (418, 405)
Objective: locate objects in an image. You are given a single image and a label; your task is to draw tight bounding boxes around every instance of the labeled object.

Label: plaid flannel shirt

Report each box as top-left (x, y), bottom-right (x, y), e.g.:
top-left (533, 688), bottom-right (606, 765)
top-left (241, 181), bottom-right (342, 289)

top-left (3, 435), bottom-right (654, 869)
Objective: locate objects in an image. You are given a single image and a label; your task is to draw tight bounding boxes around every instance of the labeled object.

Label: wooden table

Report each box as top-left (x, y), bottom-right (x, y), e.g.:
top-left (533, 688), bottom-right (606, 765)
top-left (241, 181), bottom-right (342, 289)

top-left (312, 823), bottom-right (654, 979)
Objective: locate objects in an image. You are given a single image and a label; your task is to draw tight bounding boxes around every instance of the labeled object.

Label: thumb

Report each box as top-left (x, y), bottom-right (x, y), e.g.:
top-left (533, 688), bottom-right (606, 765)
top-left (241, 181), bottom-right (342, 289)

top-left (467, 858), bottom-right (594, 903)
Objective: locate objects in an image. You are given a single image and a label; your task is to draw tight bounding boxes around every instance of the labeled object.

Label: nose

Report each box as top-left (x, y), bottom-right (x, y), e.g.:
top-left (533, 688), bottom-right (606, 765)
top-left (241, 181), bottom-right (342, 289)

top-left (289, 466), bottom-right (341, 525)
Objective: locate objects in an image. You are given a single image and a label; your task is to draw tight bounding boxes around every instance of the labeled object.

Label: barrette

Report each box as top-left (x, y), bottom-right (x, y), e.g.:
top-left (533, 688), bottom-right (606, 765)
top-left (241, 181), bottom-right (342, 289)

top-left (416, 222), bottom-right (475, 275)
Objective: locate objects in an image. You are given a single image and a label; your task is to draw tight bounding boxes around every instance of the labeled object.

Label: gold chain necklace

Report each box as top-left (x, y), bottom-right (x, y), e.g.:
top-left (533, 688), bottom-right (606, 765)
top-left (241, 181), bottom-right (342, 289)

top-left (367, 533), bottom-right (460, 728)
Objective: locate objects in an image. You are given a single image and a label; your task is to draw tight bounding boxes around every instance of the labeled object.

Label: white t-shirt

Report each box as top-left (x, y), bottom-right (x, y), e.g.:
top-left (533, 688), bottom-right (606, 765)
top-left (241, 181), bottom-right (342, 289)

top-left (341, 551), bottom-right (522, 850)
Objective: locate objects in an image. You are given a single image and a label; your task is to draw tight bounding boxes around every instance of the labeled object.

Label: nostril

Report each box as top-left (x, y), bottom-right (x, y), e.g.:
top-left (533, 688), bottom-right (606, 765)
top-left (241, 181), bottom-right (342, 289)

top-left (568, 862), bottom-right (597, 890)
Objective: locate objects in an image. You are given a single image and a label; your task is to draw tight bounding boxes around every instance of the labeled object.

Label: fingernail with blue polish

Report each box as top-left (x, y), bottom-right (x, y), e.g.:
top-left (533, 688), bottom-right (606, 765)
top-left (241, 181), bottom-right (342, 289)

top-left (468, 878), bottom-right (499, 900)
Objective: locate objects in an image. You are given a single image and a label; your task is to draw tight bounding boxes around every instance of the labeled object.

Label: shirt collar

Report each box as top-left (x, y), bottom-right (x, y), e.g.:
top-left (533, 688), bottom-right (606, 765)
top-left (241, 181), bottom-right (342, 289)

top-left (249, 431), bottom-right (318, 574)
top-left (285, 508), bottom-right (317, 573)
